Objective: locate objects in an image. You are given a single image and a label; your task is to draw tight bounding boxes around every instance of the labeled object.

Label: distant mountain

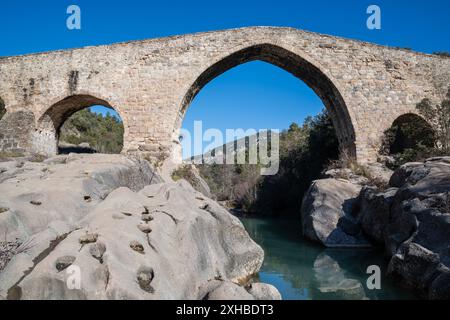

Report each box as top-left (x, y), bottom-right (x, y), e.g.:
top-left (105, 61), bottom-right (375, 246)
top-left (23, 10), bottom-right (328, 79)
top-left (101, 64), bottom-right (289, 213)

top-left (188, 130), bottom-right (279, 164)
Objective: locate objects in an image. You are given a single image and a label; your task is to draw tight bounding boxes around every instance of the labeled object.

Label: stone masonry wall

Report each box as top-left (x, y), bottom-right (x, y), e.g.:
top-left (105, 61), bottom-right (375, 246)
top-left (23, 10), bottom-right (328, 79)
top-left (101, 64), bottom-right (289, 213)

top-left (0, 27), bottom-right (449, 162)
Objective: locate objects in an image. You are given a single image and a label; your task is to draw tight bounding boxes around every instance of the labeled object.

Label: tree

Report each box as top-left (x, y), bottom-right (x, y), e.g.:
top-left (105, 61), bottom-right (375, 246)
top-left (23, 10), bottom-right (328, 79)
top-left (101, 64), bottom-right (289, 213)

top-left (0, 97), bottom-right (5, 120)
top-left (380, 114), bottom-right (435, 156)
top-left (433, 52), bottom-right (450, 58)
top-left (416, 87), bottom-right (450, 152)
top-left (59, 108), bottom-right (124, 154)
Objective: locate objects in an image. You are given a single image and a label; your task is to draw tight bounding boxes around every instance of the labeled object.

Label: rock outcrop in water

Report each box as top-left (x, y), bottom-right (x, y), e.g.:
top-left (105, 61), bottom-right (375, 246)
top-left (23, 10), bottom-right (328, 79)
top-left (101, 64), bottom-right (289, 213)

top-left (301, 157), bottom-right (450, 299)
top-left (0, 154), bottom-right (278, 300)
top-left (301, 179), bottom-right (371, 248)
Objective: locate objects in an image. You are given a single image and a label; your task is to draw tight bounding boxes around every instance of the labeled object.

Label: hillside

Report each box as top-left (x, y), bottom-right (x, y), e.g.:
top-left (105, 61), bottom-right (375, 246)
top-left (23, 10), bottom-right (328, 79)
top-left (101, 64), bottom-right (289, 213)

top-left (190, 111), bottom-right (340, 216)
top-left (59, 108), bottom-right (124, 154)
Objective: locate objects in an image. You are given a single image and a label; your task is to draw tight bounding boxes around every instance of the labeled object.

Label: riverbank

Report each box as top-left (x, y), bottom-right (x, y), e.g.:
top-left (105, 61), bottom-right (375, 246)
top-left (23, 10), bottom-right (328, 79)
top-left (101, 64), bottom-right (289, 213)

top-left (300, 158), bottom-right (450, 299)
top-left (241, 216), bottom-right (417, 300)
top-left (0, 154), bottom-right (279, 300)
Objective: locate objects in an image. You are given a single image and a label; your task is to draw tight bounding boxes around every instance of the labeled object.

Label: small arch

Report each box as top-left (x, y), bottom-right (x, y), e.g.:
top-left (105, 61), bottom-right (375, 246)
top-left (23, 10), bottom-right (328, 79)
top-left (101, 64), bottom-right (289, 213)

top-left (380, 113), bottom-right (435, 156)
top-left (33, 94), bottom-right (125, 156)
top-left (177, 43), bottom-right (356, 158)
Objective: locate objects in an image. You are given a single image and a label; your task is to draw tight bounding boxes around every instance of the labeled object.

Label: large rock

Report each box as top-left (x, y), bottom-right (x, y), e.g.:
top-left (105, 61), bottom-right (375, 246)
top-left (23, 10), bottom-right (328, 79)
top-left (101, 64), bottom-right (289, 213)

top-left (247, 283), bottom-right (282, 300)
top-left (323, 168), bottom-right (370, 186)
top-left (305, 158), bottom-right (450, 299)
top-left (301, 179), bottom-right (372, 248)
top-left (357, 186), bottom-right (398, 244)
top-left (365, 162), bottom-right (393, 185)
top-left (386, 160), bottom-right (450, 261)
top-left (0, 155), bottom-right (269, 300)
top-left (389, 158), bottom-right (450, 193)
top-left (384, 159), bottom-right (450, 299)
top-left (206, 282), bottom-right (255, 300)
top-left (387, 242), bottom-right (443, 295)
top-left (187, 165), bottom-right (212, 198)
top-left (0, 154), bottom-right (162, 298)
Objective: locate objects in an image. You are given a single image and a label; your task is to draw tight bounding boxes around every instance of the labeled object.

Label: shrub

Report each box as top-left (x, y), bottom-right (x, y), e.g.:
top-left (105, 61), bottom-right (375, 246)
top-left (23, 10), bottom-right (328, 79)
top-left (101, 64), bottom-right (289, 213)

top-left (59, 108), bottom-right (124, 154)
top-left (0, 97), bottom-right (5, 120)
top-left (197, 110), bottom-right (340, 216)
top-left (0, 151), bottom-right (24, 161)
top-left (416, 88), bottom-right (450, 153)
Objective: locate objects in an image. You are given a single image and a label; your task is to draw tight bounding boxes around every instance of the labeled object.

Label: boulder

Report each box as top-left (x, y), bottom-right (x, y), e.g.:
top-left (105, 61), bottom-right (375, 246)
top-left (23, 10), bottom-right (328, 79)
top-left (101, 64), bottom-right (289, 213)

top-left (0, 154), bottom-right (163, 299)
top-left (247, 283), bottom-right (282, 300)
top-left (173, 165), bottom-right (212, 198)
top-left (54, 256), bottom-right (76, 272)
top-left (357, 186), bottom-right (398, 244)
top-left (429, 266), bottom-right (450, 300)
top-left (322, 168), bottom-right (369, 186)
top-left (207, 282), bottom-right (254, 300)
top-left (383, 159), bottom-right (450, 299)
top-left (365, 162), bottom-right (393, 185)
top-left (2, 178), bottom-right (264, 299)
top-left (386, 160), bottom-right (450, 261)
top-left (389, 160), bottom-right (450, 191)
top-left (387, 242), bottom-right (441, 295)
top-left (301, 179), bottom-right (372, 248)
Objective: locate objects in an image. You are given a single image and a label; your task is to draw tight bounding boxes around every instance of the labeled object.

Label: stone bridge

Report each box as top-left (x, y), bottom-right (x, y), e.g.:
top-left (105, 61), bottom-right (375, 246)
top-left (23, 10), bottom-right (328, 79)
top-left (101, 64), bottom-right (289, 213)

top-left (0, 27), bottom-right (449, 163)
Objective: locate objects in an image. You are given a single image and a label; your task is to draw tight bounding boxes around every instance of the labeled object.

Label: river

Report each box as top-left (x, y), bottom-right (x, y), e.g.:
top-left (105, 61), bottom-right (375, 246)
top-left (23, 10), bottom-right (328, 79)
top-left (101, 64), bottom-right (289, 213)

top-left (240, 216), bottom-right (417, 300)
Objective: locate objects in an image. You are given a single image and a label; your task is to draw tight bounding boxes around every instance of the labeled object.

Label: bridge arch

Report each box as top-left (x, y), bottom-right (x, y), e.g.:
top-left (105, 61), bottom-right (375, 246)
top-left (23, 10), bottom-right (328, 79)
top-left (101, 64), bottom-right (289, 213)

top-left (176, 43), bottom-right (356, 160)
top-left (380, 112), bottom-right (435, 156)
top-left (33, 94), bottom-right (127, 156)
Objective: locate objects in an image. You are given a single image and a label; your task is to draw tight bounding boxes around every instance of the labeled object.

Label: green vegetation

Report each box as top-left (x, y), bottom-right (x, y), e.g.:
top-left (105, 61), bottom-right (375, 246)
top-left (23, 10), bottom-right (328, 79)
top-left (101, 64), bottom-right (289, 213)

top-left (0, 97), bottom-right (5, 120)
top-left (197, 110), bottom-right (339, 216)
top-left (172, 165), bottom-right (200, 188)
top-left (59, 108), bottom-right (124, 154)
top-left (416, 88), bottom-right (450, 152)
top-left (433, 51), bottom-right (450, 58)
top-left (380, 87), bottom-right (450, 168)
top-left (0, 151), bottom-right (25, 161)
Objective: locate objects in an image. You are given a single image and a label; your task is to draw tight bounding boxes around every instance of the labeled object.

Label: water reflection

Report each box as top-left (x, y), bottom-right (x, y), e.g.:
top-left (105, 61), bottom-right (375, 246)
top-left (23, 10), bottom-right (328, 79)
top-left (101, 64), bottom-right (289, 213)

top-left (241, 217), bottom-right (417, 300)
top-left (313, 253), bottom-right (366, 300)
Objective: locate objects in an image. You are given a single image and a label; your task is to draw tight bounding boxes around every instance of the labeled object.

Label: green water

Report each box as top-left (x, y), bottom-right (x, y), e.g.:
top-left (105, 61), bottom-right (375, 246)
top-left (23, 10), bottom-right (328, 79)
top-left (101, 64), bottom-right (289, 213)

top-left (240, 217), bottom-right (417, 300)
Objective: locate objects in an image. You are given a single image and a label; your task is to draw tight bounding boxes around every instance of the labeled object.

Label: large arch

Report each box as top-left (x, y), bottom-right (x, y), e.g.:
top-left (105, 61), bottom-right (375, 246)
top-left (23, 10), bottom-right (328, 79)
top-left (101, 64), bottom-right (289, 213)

top-left (176, 43), bottom-right (356, 160)
top-left (32, 94), bottom-right (125, 156)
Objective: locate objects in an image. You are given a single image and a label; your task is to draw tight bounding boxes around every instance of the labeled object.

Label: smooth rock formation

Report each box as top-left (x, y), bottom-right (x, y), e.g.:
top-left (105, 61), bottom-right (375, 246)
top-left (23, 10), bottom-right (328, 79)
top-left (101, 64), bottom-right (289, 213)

top-left (301, 179), bottom-right (372, 248)
top-left (0, 154), bottom-right (276, 300)
top-left (207, 282), bottom-right (255, 300)
top-left (247, 283), bottom-right (282, 300)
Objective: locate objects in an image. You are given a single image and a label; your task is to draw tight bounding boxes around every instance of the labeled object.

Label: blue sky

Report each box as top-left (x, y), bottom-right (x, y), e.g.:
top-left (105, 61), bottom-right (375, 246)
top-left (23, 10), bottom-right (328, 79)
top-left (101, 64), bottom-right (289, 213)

top-left (1, 1), bottom-right (449, 157)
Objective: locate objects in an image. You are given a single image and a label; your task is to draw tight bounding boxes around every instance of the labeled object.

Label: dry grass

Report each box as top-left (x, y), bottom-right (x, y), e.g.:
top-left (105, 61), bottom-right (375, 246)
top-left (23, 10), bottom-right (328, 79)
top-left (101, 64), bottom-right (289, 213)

top-left (0, 235), bottom-right (35, 272)
top-left (327, 150), bottom-right (389, 190)
top-left (172, 165), bottom-right (197, 186)
top-left (28, 153), bottom-right (47, 163)
top-left (0, 151), bottom-right (24, 161)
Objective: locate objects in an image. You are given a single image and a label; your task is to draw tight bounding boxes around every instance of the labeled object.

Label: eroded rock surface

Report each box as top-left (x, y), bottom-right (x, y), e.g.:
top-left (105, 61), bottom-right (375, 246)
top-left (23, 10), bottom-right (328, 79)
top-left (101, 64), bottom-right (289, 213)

top-left (301, 179), bottom-right (371, 248)
top-left (303, 158), bottom-right (450, 299)
top-left (383, 159), bottom-right (450, 299)
top-left (0, 154), bottom-right (276, 300)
